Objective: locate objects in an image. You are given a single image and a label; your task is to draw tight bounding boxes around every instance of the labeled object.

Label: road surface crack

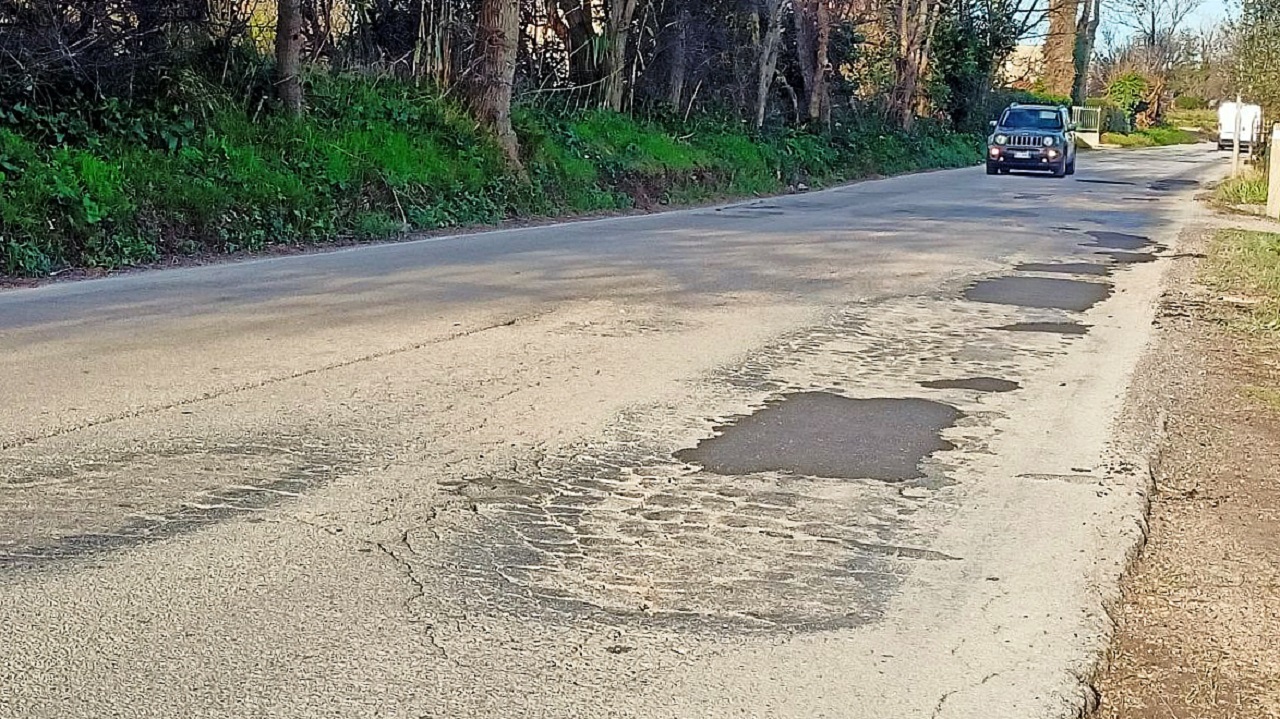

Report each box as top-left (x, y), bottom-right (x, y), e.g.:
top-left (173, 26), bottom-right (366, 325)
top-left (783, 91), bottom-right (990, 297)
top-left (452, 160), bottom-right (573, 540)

top-left (931, 672), bottom-right (1001, 719)
top-left (375, 528), bottom-right (427, 614)
top-left (1, 310), bottom-right (548, 452)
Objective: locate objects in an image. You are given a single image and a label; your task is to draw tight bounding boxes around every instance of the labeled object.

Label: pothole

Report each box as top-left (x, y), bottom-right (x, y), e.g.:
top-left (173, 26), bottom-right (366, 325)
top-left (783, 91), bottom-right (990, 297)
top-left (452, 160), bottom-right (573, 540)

top-left (1015, 262), bottom-right (1112, 276)
top-left (1096, 250), bottom-right (1157, 264)
top-left (964, 276), bottom-right (1113, 312)
top-left (994, 322), bottom-right (1090, 335)
top-left (1085, 231), bottom-right (1153, 250)
top-left (919, 377), bottom-right (1020, 393)
top-left (1076, 179), bottom-right (1136, 186)
top-left (1149, 178), bottom-right (1200, 191)
top-left (675, 392), bottom-right (961, 482)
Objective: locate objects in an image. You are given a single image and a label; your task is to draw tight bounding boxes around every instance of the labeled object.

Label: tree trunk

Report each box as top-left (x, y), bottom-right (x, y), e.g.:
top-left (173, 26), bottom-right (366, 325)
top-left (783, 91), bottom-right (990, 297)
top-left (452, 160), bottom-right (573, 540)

top-left (548, 0), bottom-right (600, 91)
top-left (814, 0), bottom-right (831, 126)
top-left (892, 0), bottom-right (935, 129)
top-left (1072, 0), bottom-right (1100, 104)
top-left (603, 0), bottom-right (641, 111)
top-left (275, 0), bottom-right (304, 114)
top-left (912, 0), bottom-right (940, 117)
top-left (795, 0), bottom-right (818, 120)
top-left (753, 0), bottom-right (786, 128)
top-left (795, 0), bottom-right (834, 125)
top-left (667, 5), bottom-right (689, 109)
top-left (1042, 0), bottom-right (1079, 98)
top-left (466, 0), bottom-right (522, 167)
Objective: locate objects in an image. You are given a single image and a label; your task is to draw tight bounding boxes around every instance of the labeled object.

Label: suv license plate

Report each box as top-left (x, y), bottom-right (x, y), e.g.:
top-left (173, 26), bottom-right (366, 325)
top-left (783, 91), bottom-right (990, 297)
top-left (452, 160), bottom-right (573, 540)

top-left (1013, 151), bottom-right (1031, 159)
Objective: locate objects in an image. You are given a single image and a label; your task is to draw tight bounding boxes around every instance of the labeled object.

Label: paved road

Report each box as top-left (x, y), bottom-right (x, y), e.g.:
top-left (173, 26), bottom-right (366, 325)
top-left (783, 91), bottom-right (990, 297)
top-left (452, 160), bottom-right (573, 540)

top-left (0, 145), bottom-right (1221, 718)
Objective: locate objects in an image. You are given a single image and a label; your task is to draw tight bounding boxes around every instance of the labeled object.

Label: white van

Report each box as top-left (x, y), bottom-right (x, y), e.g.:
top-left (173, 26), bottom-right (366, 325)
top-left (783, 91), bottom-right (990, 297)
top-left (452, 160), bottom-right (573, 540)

top-left (1219, 101), bottom-right (1263, 151)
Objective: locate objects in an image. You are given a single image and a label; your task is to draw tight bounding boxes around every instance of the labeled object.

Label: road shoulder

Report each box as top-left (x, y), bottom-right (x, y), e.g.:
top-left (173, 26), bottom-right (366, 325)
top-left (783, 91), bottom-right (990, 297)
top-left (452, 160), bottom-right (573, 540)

top-left (1092, 217), bottom-right (1280, 717)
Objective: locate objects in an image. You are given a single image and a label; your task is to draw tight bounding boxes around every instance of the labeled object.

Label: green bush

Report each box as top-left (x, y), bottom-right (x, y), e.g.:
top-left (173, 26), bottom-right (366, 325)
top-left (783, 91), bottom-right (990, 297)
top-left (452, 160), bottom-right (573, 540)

top-left (1107, 73), bottom-right (1150, 123)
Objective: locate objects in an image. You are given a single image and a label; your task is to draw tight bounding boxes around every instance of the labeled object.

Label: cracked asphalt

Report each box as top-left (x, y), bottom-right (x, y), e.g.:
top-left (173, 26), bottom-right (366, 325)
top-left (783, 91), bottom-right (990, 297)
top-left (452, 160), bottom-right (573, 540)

top-left (0, 145), bottom-right (1223, 718)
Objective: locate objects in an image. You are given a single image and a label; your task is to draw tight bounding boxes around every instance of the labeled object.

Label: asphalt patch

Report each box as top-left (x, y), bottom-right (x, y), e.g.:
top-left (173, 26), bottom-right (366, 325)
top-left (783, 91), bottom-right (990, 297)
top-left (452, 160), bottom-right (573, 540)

top-left (675, 392), bottom-right (960, 482)
top-left (964, 276), bottom-right (1113, 311)
top-left (996, 322), bottom-right (1090, 334)
top-left (1015, 262), bottom-right (1112, 276)
top-left (1085, 230), bottom-right (1153, 250)
top-left (919, 377), bottom-right (1020, 392)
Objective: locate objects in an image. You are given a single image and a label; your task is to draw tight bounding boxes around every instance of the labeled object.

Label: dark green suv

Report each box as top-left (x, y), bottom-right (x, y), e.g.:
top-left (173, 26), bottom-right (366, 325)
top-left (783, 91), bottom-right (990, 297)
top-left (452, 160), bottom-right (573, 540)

top-left (986, 104), bottom-right (1077, 177)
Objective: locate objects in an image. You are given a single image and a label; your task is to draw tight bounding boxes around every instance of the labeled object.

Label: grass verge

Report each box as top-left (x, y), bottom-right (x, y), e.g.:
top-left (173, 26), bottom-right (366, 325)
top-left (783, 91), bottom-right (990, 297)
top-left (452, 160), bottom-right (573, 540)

top-left (1102, 126), bottom-right (1201, 148)
top-left (1166, 108), bottom-right (1217, 133)
top-left (1205, 228), bottom-right (1280, 332)
top-left (1213, 171), bottom-right (1270, 207)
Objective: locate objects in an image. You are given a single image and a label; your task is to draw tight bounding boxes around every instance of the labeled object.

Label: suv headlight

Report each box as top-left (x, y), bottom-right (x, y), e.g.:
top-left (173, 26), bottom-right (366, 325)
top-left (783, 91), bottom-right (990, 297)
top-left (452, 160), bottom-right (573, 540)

top-left (994, 134), bottom-right (1008, 145)
top-left (1042, 136), bottom-right (1056, 147)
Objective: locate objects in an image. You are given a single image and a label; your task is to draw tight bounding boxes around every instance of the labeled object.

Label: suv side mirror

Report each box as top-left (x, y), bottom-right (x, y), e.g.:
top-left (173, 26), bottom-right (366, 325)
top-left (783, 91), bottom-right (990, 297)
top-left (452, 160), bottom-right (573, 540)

top-left (1068, 123), bottom-right (1077, 132)
top-left (988, 120), bottom-right (998, 131)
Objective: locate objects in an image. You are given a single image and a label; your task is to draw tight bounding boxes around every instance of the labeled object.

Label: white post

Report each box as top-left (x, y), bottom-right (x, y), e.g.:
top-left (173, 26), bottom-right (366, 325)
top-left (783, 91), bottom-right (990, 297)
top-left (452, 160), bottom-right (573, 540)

top-left (1267, 123), bottom-right (1280, 220)
top-left (1233, 92), bottom-right (1243, 177)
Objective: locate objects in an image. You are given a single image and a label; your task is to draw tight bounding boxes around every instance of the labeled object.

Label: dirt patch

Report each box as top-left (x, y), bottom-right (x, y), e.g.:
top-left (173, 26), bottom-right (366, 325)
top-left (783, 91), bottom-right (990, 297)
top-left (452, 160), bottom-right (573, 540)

top-left (1091, 232), bottom-right (1280, 719)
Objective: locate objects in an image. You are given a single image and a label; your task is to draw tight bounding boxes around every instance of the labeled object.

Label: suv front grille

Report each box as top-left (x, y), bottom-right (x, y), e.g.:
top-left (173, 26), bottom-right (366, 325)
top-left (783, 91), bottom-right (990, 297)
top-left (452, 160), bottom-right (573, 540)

top-left (1006, 134), bottom-right (1042, 148)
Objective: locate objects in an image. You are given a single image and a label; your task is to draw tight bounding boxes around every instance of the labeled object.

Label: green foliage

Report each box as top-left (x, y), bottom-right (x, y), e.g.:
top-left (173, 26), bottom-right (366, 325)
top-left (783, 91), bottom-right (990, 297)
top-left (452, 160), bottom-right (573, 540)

top-left (930, 0), bottom-right (1027, 132)
top-left (1023, 89), bottom-right (1073, 108)
top-left (1174, 95), bottom-right (1208, 110)
top-left (1106, 73), bottom-right (1150, 123)
top-left (1236, 0), bottom-right (1280, 116)
top-left (1, 75), bottom-right (982, 277)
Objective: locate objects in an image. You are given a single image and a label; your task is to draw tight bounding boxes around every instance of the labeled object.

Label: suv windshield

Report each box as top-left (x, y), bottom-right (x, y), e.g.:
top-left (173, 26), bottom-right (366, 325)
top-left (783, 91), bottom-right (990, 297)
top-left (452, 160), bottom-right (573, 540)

top-left (1000, 108), bottom-right (1063, 131)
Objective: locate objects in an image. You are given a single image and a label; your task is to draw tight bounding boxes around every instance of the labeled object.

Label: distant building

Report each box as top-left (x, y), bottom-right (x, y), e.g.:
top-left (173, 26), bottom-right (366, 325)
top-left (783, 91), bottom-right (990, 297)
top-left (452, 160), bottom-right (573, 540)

top-left (1001, 45), bottom-right (1044, 89)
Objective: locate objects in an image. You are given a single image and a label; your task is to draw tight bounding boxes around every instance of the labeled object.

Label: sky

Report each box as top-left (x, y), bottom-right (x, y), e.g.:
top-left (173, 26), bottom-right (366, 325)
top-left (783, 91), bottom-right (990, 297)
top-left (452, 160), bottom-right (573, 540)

top-left (1188, 0), bottom-right (1233, 28)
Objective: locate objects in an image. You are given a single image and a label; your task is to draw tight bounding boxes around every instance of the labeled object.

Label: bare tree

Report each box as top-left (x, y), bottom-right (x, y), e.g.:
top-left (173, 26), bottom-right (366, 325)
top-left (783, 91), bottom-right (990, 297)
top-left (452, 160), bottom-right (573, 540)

top-left (1073, 0), bottom-right (1101, 103)
top-left (1117, 0), bottom-right (1201, 46)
